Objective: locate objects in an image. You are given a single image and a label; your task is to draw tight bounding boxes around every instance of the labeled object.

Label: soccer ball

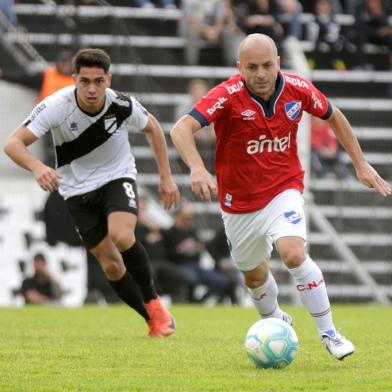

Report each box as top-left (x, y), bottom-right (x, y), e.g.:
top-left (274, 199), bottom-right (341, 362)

top-left (244, 318), bottom-right (299, 369)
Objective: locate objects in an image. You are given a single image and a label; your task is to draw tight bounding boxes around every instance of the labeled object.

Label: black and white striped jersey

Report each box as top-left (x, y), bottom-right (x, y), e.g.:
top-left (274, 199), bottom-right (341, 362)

top-left (24, 86), bottom-right (149, 199)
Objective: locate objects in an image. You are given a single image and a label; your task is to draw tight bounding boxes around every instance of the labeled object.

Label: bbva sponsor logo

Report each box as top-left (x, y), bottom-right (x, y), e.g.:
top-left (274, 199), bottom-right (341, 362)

top-left (284, 75), bottom-right (309, 89)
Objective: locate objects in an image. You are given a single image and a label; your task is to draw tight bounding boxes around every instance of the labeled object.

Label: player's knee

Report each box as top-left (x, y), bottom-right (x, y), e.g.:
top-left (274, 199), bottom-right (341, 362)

top-left (109, 230), bottom-right (135, 251)
top-left (280, 249), bottom-right (305, 268)
top-left (101, 258), bottom-right (125, 280)
top-left (243, 271), bottom-right (268, 289)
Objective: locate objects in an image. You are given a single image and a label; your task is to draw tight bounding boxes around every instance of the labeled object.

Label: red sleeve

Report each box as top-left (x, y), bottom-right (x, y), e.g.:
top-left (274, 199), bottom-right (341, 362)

top-left (190, 85), bottom-right (231, 126)
top-left (302, 80), bottom-right (332, 119)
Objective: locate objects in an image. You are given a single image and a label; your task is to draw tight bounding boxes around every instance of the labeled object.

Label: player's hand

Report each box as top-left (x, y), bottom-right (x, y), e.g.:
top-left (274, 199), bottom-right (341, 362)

top-left (32, 163), bottom-right (61, 192)
top-left (159, 175), bottom-right (180, 209)
top-left (190, 167), bottom-right (218, 202)
top-left (356, 162), bottom-right (392, 197)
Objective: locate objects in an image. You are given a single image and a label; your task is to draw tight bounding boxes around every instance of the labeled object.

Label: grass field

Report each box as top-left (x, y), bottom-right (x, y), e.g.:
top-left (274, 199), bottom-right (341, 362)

top-left (0, 305), bottom-right (391, 392)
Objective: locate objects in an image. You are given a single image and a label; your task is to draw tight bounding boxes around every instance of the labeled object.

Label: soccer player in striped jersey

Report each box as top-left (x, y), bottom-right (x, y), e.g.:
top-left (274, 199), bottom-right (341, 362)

top-left (170, 33), bottom-right (391, 359)
top-left (4, 48), bottom-right (179, 338)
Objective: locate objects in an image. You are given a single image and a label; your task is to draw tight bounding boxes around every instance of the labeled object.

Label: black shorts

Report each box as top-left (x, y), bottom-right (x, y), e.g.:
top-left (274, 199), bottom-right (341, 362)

top-left (66, 178), bottom-right (139, 249)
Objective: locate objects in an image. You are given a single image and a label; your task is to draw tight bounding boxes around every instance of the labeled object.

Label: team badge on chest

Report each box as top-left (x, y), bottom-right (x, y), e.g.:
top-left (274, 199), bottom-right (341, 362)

top-left (284, 101), bottom-right (302, 121)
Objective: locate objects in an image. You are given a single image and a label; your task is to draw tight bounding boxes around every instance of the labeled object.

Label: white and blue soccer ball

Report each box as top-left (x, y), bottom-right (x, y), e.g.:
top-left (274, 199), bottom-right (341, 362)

top-left (244, 318), bottom-right (299, 369)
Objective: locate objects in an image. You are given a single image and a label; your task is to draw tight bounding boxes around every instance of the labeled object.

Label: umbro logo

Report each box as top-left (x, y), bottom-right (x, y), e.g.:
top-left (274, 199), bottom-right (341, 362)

top-left (241, 109), bottom-right (256, 120)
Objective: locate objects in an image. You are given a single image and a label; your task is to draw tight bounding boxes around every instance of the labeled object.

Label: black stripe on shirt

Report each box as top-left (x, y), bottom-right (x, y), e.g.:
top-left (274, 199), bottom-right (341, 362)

top-left (56, 95), bottom-right (133, 167)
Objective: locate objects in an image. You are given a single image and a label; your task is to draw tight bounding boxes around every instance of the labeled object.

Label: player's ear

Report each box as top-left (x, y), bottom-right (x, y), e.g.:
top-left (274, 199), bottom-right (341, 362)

top-left (236, 60), bottom-right (241, 71)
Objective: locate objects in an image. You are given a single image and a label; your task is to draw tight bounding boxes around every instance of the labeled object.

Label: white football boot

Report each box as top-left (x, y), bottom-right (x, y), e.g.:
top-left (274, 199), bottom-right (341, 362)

top-left (321, 329), bottom-right (355, 360)
top-left (281, 311), bottom-right (293, 326)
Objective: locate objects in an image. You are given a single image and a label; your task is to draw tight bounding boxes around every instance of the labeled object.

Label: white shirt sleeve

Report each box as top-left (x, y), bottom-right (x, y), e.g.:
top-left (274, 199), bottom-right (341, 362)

top-left (128, 96), bottom-right (149, 132)
top-left (23, 98), bottom-right (55, 138)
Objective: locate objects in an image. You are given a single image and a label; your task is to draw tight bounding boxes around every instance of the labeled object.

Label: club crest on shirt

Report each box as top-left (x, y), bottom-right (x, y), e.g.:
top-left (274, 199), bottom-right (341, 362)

top-left (284, 210), bottom-right (302, 224)
top-left (104, 115), bottom-right (117, 134)
top-left (284, 101), bottom-right (302, 121)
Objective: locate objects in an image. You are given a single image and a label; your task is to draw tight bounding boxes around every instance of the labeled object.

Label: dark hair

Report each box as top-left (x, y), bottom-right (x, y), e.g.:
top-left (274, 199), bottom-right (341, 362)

top-left (73, 48), bottom-right (111, 74)
top-left (33, 253), bottom-right (46, 263)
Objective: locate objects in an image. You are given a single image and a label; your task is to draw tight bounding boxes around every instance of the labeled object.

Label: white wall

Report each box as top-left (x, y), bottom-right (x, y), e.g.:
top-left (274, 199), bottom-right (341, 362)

top-left (0, 80), bottom-right (43, 177)
top-left (0, 82), bottom-right (88, 307)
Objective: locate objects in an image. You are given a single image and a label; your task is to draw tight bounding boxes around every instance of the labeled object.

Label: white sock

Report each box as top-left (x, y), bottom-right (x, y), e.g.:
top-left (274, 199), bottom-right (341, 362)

top-left (288, 256), bottom-right (334, 336)
top-left (248, 273), bottom-right (284, 319)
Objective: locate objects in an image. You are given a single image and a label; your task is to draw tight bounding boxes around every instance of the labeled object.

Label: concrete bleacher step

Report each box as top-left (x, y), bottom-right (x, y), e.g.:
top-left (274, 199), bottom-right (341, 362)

top-left (14, 4), bottom-right (181, 35)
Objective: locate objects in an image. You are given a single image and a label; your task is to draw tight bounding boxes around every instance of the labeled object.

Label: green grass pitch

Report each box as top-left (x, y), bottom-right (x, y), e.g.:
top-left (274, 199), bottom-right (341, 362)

top-left (0, 305), bottom-right (391, 391)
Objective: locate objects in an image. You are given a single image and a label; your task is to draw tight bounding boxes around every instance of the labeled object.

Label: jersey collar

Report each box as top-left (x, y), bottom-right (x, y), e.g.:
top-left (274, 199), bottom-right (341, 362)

top-left (244, 72), bottom-right (284, 118)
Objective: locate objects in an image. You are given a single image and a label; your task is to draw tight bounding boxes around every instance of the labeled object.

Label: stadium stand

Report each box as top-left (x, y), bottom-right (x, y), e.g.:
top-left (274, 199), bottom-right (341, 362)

top-left (0, 1), bottom-right (391, 305)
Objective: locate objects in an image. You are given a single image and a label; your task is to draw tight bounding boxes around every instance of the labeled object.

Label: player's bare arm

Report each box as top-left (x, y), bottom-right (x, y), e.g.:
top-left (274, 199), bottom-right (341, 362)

top-left (142, 113), bottom-right (180, 209)
top-left (3, 125), bottom-right (61, 192)
top-left (327, 107), bottom-right (391, 197)
top-left (170, 114), bottom-right (217, 202)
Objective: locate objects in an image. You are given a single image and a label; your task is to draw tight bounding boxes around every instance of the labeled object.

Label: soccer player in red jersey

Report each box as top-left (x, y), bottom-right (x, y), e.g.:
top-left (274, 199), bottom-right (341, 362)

top-left (171, 33), bottom-right (391, 360)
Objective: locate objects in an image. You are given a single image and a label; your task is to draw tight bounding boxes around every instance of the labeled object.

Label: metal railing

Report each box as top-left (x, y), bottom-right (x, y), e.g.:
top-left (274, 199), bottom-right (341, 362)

top-left (285, 36), bottom-right (390, 305)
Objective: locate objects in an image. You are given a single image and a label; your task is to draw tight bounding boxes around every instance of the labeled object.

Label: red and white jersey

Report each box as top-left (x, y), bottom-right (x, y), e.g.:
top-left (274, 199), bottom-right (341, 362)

top-left (190, 72), bottom-right (332, 213)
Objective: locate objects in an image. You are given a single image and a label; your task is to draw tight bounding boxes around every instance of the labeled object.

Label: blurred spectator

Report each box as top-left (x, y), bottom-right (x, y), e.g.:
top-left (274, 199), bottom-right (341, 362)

top-left (136, 195), bottom-right (188, 302)
top-left (276, 0), bottom-right (303, 39)
top-left (176, 78), bottom-right (216, 172)
top-left (300, 0), bottom-right (343, 13)
top-left (222, 0), bottom-right (246, 65)
top-left (39, 50), bottom-right (74, 101)
top-left (133, 0), bottom-right (176, 9)
top-left (311, 116), bottom-right (350, 179)
top-left (0, 0), bottom-right (17, 30)
top-left (234, 0), bottom-right (285, 53)
top-left (306, 0), bottom-right (355, 70)
top-left (344, 0), bottom-right (360, 15)
top-left (206, 225), bottom-right (244, 304)
top-left (180, 0), bottom-right (229, 65)
top-left (352, 0), bottom-right (392, 69)
top-left (63, 0), bottom-right (100, 4)
top-left (232, 0), bottom-right (302, 67)
top-left (162, 199), bottom-right (230, 303)
top-left (20, 253), bottom-right (63, 305)
top-left (39, 50), bottom-right (74, 166)
top-left (329, 0), bottom-right (344, 13)
top-left (175, 78), bottom-right (210, 120)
